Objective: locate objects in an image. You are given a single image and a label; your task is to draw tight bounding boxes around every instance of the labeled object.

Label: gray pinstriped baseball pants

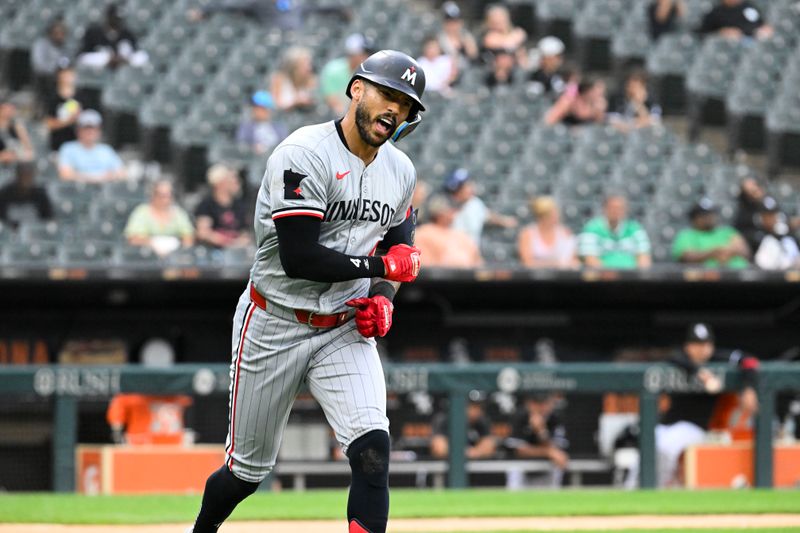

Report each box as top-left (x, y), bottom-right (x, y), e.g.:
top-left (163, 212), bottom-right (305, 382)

top-left (223, 285), bottom-right (390, 483)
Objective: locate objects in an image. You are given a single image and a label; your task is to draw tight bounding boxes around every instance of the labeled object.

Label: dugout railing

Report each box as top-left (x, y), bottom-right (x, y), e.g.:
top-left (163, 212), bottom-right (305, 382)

top-left (1, 362), bottom-right (798, 491)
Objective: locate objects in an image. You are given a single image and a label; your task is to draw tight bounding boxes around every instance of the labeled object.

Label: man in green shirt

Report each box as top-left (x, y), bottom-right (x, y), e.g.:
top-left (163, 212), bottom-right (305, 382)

top-left (578, 194), bottom-right (652, 269)
top-left (672, 197), bottom-right (750, 268)
top-left (320, 33), bottom-right (374, 116)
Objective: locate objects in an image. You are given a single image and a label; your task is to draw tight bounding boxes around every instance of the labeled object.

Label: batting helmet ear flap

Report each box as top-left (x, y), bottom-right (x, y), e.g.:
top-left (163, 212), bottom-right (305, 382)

top-left (391, 111), bottom-right (422, 143)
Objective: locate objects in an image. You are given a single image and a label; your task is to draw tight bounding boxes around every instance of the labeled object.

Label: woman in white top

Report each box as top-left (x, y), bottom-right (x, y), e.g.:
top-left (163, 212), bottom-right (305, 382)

top-left (269, 46), bottom-right (318, 112)
top-left (417, 37), bottom-right (457, 94)
top-left (518, 196), bottom-right (578, 268)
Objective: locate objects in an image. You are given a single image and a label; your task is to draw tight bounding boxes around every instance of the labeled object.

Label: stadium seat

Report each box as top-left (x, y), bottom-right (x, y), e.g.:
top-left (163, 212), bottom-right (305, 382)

top-left (59, 241), bottom-right (115, 266)
top-left (572, 0), bottom-right (632, 70)
top-left (1, 241), bottom-right (59, 266)
top-left (535, 0), bottom-right (584, 50)
top-left (610, 3), bottom-right (651, 79)
top-left (685, 36), bottom-right (744, 140)
top-left (19, 221), bottom-right (70, 244)
top-left (77, 220), bottom-right (120, 245)
top-left (112, 244), bottom-right (162, 267)
top-left (646, 33), bottom-right (698, 114)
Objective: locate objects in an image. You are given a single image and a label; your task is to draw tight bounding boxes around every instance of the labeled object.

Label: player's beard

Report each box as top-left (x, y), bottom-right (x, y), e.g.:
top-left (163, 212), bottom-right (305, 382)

top-left (355, 100), bottom-right (395, 147)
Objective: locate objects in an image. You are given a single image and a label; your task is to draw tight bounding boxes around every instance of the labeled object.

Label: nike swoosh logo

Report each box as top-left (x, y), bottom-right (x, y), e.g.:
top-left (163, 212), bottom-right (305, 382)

top-left (336, 170), bottom-right (351, 180)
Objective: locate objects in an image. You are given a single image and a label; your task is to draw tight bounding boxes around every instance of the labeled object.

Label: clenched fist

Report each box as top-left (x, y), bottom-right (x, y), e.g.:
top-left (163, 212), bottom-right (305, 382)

top-left (346, 296), bottom-right (394, 338)
top-left (381, 244), bottom-right (421, 282)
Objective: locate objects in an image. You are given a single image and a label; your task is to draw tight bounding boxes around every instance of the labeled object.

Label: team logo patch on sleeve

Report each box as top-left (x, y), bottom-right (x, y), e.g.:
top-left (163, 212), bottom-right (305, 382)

top-left (283, 168), bottom-right (307, 199)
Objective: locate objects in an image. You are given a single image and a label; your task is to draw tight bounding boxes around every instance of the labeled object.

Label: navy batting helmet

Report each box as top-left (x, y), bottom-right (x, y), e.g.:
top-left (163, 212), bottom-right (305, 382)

top-left (346, 49), bottom-right (426, 142)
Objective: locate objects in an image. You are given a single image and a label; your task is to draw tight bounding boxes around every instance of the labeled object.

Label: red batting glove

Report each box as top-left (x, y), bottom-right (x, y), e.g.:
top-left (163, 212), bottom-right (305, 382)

top-left (346, 296), bottom-right (394, 338)
top-left (381, 244), bottom-right (421, 282)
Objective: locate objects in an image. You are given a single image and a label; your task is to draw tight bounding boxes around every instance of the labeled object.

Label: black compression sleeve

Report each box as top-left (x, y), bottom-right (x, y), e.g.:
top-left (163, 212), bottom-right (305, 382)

top-left (376, 209), bottom-right (415, 253)
top-left (369, 281), bottom-right (396, 301)
top-left (274, 215), bottom-right (385, 282)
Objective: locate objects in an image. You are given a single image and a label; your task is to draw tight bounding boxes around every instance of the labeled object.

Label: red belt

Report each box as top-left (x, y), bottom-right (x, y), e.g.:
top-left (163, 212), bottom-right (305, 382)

top-left (249, 284), bottom-right (350, 328)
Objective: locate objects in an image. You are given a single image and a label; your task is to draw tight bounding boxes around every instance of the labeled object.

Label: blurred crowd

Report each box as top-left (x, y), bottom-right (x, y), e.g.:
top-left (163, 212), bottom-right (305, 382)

top-left (1, 0), bottom-right (797, 269)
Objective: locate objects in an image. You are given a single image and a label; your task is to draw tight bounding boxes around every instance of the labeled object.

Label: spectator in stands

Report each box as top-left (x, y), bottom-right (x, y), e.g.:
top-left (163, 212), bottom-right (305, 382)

top-left (430, 391), bottom-right (497, 459)
top-left (108, 393), bottom-right (193, 445)
top-left (412, 180), bottom-right (430, 222)
top-left (45, 66), bottom-right (82, 151)
top-left (445, 168), bottom-right (517, 247)
top-left (518, 196), bottom-right (578, 269)
top-left (438, 2), bottom-right (479, 73)
top-left (236, 91), bottom-right (287, 155)
top-left (270, 46), bottom-right (318, 112)
top-left (656, 323), bottom-right (759, 487)
top-left (484, 49), bottom-right (518, 89)
top-left (648, 0), bottom-right (686, 41)
top-left (609, 69), bottom-right (662, 132)
top-left (195, 164), bottom-right (251, 249)
top-left (417, 36), bottom-right (458, 95)
top-left (414, 194), bottom-right (483, 267)
top-left (125, 179), bottom-right (194, 256)
top-left (0, 96), bottom-right (34, 164)
top-left (58, 110), bottom-right (126, 183)
top-left (700, 0), bottom-right (773, 41)
top-left (505, 392), bottom-right (569, 488)
top-left (578, 195), bottom-right (652, 269)
top-left (752, 197), bottom-right (800, 270)
top-left (529, 36), bottom-right (566, 96)
top-left (544, 78), bottom-right (608, 126)
top-left (481, 4), bottom-right (528, 68)
top-left (320, 33), bottom-right (374, 117)
top-left (672, 197), bottom-right (750, 268)
top-left (31, 16), bottom-right (70, 109)
top-left (734, 176), bottom-right (766, 249)
top-left (0, 162), bottom-right (53, 229)
top-left (77, 3), bottom-right (148, 71)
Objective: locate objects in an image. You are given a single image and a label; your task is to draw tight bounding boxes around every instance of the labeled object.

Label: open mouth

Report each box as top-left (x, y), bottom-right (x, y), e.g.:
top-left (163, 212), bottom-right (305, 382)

top-left (375, 117), bottom-right (395, 136)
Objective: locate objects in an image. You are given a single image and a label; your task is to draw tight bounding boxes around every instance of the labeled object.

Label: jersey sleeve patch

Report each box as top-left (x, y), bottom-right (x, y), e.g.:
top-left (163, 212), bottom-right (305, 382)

top-left (283, 168), bottom-right (308, 200)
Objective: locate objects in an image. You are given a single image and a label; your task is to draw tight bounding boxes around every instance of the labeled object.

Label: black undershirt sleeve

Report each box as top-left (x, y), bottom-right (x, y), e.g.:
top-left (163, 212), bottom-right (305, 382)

top-left (274, 215), bottom-right (385, 282)
top-left (375, 209), bottom-right (416, 254)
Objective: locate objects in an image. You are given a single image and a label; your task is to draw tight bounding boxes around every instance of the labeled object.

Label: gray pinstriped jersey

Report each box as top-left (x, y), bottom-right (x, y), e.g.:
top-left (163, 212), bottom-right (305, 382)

top-left (249, 120), bottom-right (416, 314)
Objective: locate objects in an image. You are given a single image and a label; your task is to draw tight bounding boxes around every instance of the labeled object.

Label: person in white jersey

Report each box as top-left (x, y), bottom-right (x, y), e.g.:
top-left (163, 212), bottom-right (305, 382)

top-left (188, 50), bottom-right (426, 533)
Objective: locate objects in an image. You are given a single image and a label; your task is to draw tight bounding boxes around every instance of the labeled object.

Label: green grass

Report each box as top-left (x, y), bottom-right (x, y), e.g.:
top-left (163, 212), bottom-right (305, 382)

top-left (0, 489), bottom-right (798, 524)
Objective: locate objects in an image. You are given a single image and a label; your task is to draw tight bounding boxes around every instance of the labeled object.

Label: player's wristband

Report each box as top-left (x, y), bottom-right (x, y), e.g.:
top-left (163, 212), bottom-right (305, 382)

top-left (369, 281), bottom-right (397, 301)
top-left (366, 256), bottom-right (386, 277)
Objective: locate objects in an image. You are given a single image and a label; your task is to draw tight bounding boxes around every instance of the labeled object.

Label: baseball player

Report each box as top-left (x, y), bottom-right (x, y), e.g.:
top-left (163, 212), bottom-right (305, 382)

top-left (189, 50), bottom-right (426, 533)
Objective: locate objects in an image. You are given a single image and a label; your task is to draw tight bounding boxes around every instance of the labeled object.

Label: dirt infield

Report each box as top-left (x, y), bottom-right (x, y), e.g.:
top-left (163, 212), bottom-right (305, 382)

top-left (2, 514), bottom-right (800, 533)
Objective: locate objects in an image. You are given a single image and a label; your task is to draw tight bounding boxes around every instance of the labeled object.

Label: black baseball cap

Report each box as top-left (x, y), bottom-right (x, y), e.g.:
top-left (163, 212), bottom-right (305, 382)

top-left (686, 322), bottom-right (714, 343)
top-left (689, 197), bottom-right (717, 219)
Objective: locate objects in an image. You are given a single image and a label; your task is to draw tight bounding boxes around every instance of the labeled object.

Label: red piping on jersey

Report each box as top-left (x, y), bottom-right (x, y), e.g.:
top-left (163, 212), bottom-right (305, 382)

top-left (227, 302), bottom-right (256, 470)
top-left (405, 206), bottom-right (412, 219)
top-left (272, 210), bottom-right (324, 220)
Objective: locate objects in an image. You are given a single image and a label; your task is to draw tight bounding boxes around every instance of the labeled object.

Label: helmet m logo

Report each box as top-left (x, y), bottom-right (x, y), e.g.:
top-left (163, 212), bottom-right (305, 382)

top-left (401, 66), bottom-right (417, 86)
